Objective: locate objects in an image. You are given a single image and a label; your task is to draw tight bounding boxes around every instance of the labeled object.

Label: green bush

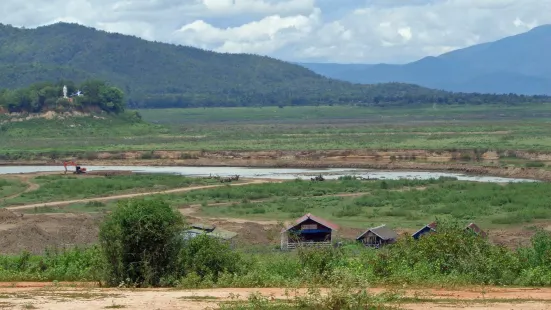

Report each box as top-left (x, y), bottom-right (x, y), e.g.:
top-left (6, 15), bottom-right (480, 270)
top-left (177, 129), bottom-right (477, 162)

top-left (99, 198), bottom-right (185, 287)
top-left (525, 161), bottom-right (546, 168)
top-left (178, 234), bottom-right (241, 282)
top-left (0, 247), bottom-right (102, 282)
top-left (297, 246), bottom-right (343, 276)
top-left (369, 220), bottom-right (520, 285)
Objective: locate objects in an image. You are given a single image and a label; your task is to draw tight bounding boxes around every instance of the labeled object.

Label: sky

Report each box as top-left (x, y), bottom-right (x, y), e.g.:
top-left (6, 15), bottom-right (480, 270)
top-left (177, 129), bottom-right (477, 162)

top-left (1, 0), bottom-right (550, 64)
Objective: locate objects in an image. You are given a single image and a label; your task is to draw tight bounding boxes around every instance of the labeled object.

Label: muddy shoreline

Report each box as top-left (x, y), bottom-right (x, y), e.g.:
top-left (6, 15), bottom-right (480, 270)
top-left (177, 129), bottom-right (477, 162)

top-left (1, 148), bottom-right (550, 182)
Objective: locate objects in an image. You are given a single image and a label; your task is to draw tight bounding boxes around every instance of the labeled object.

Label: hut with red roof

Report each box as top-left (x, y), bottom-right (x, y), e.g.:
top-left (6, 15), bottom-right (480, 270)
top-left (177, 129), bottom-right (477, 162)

top-left (465, 223), bottom-right (487, 238)
top-left (412, 222), bottom-right (437, 240)
top-left (280, 213), bottom-right (339, 250)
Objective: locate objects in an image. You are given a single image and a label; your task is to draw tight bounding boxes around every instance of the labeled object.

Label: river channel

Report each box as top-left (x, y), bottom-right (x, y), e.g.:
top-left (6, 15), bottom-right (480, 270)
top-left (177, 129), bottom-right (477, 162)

top-left (0, 165), bottom-right (537, 183)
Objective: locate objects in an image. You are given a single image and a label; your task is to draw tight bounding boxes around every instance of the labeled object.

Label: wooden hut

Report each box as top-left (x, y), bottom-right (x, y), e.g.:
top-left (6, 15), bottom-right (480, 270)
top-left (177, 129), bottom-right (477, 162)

top-left (356, 225), bottom-right (398, 248)
top-left (465, 223), bottom-right (487, 238)
top-left (182, 223), bottom-right (238, 247)
top-left (412, 222), bottom-right (437, 240)
top-left (280, 213), bottom-right (339, 250)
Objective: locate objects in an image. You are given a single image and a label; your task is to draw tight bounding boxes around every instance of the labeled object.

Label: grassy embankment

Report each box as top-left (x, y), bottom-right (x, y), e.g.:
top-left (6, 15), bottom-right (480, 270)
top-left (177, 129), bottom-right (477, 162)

top-left (0, 174), bottom-right (221, 207)
top-left (2, 105), bottom-right (551, 157)
top-left (17, 177), bottom-right (551, 230)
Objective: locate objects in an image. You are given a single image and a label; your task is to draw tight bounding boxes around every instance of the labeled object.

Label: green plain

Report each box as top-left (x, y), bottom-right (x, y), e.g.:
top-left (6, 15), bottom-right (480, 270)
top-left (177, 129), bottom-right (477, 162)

top-left (2, 104), bottom-right (551, 153)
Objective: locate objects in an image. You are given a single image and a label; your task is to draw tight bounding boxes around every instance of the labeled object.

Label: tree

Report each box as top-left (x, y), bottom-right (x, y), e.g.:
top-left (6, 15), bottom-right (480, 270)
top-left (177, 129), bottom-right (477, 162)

top-left (0, 79), bottom-right (126, 114)
top-left (79, 79), bottom-right (106, 106)
top-left (99, 86), bottom-right (125, 113)
top-left (99, 198), bottom-right (185, 287)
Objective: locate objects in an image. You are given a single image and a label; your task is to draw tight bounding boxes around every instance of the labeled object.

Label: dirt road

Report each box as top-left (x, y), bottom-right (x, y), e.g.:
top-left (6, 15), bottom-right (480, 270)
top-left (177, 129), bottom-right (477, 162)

top-left (6, 179), bottom-right (273, 211)
top-left (0, 284), bottom-right (550, 309)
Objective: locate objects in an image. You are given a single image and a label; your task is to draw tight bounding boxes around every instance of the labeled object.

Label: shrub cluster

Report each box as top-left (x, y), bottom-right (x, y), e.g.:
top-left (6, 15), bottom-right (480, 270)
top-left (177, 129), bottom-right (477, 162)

top-left (3, 199), bottom-right (551, 289)
top-left (0, 80), bottom-right (125, 114)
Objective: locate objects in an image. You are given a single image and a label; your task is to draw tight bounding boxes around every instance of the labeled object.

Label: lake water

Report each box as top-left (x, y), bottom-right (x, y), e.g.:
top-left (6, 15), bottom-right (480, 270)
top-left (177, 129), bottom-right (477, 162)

top-left (0, 165), bottom-right (538, 183)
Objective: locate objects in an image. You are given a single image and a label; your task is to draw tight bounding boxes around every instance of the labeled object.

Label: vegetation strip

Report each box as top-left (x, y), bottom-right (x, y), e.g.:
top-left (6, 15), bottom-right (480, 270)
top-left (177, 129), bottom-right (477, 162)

top-left (5, 179), bottom-right (268, 211)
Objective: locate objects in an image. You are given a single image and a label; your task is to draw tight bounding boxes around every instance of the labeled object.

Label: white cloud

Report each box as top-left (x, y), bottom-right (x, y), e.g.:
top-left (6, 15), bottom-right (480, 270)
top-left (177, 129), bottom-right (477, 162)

top-left (174, 8), bottom-right (320, 54)
top-left (398, 27), bottom-right (412, 41)
top-left (0, 0), bottom-right (550, 63)
top-left (200, 0), bottom-right (315, 15)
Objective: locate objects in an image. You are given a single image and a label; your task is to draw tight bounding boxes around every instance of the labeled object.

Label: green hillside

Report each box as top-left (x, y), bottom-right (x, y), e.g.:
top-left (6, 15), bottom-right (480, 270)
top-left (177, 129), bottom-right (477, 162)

top-left (0, 22), bottom-right (549, 108)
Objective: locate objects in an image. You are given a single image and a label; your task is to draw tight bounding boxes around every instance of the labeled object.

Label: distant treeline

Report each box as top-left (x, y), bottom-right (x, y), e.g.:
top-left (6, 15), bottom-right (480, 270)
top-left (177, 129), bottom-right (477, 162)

top-left (127, 88), bottom-right (551, 109)
top-left (1, 79), bottom-right (549, 112)
top-left (0, 80), bottom-right (125, 114)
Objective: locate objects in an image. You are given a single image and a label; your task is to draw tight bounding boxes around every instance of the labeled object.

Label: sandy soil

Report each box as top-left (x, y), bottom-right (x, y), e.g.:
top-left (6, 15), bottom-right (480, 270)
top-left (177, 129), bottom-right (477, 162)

top-left (0, 285), bottom-right (550, 309)
top-left (0, 207), bottom-right (286, 253)
top-left (0, 209), bottom-right (101, 254)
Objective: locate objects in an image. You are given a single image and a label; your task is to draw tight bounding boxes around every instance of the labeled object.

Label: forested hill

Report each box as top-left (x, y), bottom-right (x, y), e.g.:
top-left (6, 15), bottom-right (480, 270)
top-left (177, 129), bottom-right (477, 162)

top-left (0, 23), bottom-right (550, 108)
top-left (0, 80), bottom-right (125, 114)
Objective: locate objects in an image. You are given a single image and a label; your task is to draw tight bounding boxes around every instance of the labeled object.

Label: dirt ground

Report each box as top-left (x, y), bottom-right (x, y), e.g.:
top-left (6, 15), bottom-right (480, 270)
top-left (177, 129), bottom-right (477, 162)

top-left (0, 207), bottom-right (288, 254)
top-left (0, 284), bottom-right (550, 309)
top-left (0, 209), bottom-right (101, 254)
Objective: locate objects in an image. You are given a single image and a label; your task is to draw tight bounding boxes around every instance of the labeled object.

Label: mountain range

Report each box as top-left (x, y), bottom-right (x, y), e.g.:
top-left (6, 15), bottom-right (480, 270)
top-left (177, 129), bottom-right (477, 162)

top-left (300, 25), bottom-right (551, 95)
top-left (0, 22), bottom-right (549, 108)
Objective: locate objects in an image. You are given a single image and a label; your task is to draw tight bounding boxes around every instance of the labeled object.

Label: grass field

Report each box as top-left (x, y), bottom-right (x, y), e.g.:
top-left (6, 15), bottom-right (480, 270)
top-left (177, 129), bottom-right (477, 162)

top-left (138, 105), bottom-right (551, 123)
top-left (0, 179), bottom-right (26, 199)
top-left (194, 179), bottom-right (551, 229)
top-left (3, 104), bottom-right (551, 154)
top-left (0, 174), bottom-right (220, 207)
top-left (16, 176), bottom-right (551, 231)
top-left (135, 104), bottom-right (551, 152)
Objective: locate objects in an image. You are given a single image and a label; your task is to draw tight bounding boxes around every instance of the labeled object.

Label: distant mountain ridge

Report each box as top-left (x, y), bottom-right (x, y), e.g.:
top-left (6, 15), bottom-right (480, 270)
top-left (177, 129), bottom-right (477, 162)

top-left (0, 22), bottom-right (549, 108)
top-left (300, 25), bottom-right (551, 95)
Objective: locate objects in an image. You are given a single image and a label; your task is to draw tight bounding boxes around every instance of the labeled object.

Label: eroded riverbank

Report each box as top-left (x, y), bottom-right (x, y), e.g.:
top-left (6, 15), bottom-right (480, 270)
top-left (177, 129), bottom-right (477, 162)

top-left (0, 164), bottom-right (539, 183)
top-left (1, 149), bottom-right (550, 181)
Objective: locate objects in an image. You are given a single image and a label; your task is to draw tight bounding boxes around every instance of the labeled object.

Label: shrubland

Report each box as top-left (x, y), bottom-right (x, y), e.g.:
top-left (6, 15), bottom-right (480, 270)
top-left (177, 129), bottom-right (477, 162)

top-left (21, 177), bottom-right (551, 230)
top-left (128, 177), bottom-right (551, 229)
top-left (2, 198), bottom-right (551, 288)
